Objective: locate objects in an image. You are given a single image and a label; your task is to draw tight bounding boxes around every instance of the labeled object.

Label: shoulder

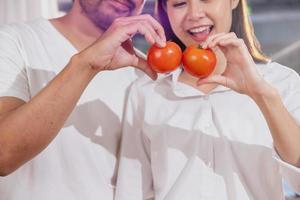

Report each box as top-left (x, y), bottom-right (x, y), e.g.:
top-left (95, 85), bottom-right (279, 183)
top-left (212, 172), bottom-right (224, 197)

top-left (258, 62), bottom-right (300, 86)
top-left (0, 22), bottom-right (31, 61)
top-left (0, 19), bottom-right (48, 43)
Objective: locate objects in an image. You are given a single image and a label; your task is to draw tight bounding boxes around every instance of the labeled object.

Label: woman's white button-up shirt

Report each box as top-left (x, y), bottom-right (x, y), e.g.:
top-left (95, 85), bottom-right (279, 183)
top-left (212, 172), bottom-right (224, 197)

top-left (116, 62), bottom-right (300, 200)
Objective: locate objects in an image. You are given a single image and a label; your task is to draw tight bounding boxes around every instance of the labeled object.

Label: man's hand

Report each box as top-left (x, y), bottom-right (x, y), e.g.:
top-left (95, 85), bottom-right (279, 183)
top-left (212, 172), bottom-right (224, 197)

top-left (79, 14), bottom-right (166, 80)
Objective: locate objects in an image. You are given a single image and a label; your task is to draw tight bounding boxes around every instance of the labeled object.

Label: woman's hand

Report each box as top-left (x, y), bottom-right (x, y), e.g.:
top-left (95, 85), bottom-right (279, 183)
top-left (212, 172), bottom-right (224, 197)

top-left (78, 14), bottom-right (166, 80)
top-left (197, 32), bottom-right (274, 98)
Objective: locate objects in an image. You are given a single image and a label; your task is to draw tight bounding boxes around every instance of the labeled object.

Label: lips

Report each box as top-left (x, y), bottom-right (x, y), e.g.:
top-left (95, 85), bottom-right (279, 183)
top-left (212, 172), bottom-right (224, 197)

top-left (112, 0), bottom-right (134, 13)
top-left (187, 25), bottom-right (213, 43)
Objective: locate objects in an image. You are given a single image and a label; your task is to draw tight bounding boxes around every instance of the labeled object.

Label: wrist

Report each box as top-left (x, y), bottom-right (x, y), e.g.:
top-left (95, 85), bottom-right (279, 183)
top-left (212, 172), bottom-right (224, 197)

top-left (250, 84), bottom-right (280, 106)
top-left (248, 79), bottom-right (277, 99)
top-left (70, 53), bottom-right (99, 78)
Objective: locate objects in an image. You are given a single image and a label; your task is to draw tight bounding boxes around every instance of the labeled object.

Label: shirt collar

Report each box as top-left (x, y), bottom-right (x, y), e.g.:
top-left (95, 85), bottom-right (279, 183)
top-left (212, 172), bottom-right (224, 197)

top-left (166, 65), bottom-right (231, 98)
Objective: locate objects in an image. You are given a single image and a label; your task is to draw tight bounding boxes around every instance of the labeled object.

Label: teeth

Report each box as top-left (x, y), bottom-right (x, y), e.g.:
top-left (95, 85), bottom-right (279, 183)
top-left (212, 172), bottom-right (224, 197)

top-left (189, 26), bottom-right (210, 33)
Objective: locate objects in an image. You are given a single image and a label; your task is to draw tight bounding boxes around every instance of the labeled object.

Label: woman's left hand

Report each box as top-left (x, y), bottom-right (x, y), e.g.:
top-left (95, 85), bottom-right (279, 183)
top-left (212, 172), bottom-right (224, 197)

top-left (197, 32), bottom-right (273, 98)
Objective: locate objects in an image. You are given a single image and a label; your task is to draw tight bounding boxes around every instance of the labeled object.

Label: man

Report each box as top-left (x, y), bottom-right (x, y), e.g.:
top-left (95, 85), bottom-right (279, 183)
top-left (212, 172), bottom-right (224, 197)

top-left (0, 0), bottom-right (165, 199)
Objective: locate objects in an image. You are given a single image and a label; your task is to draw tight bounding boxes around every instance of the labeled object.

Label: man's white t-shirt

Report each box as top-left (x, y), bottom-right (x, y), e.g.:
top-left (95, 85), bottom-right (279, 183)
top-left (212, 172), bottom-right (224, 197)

top-left (0, 19), bottom-right (139, 200)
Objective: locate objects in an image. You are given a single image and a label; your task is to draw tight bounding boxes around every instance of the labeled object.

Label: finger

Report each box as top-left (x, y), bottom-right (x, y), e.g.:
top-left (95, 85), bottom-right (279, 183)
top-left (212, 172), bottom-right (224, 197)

top-left (197, 75), bottom-right (228, 87)
top-left (210, 38), bottom-right (245, 56)
top-left (121, 40), bottom-right (157, 81)
top-left (142, 14), bottom-right (166, 46)
top-left (138, 21), bottom-right (163, 46)
top-left (121, 14), bottom-right (166, 46)
top-left (121, 39), bottom-right (135, 55)
top-left (112, 16), bottom-right (166, 47)
top-left (202, 32), bottom-right (226, 49)
top-left (120, 22), bottom-right (164, 47)
top-left (117, 22), bottom-right (156, 45)
top-left (208, 32), bottom-right (238, 49)
top-left (217, 38), bottom-right (245, 49)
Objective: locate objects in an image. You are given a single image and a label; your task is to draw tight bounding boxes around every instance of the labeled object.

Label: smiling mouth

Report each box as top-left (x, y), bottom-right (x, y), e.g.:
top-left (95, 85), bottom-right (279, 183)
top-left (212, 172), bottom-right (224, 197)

top-left (111, 0), bottom-right (134, 13)
top-left (187, 25), bottom-right (214, 42)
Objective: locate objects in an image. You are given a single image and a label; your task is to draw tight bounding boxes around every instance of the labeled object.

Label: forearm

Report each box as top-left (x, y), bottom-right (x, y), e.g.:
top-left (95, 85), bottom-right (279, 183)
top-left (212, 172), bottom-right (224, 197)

top-left (252, 87), bottom-right (300, 167)
top-left (0, 54), bottom-right (97, 175)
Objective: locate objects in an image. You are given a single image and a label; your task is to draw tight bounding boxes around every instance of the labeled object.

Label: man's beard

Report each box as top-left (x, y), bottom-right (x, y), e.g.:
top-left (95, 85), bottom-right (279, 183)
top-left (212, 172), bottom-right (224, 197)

top-left (79, 0), bottom-right (135, 31)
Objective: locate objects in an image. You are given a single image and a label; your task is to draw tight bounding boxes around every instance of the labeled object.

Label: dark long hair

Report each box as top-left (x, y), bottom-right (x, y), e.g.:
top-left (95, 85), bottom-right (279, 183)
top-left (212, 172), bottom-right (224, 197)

top-left (155, 0), bottom-right (269, 63)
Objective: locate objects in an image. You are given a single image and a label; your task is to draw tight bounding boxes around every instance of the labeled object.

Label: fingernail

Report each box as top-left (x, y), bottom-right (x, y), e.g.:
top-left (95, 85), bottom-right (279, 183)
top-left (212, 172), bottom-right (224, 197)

top-left (203, 43), bottom-right (209, 49)
top-left (160, 41), bottom-right (166, 48)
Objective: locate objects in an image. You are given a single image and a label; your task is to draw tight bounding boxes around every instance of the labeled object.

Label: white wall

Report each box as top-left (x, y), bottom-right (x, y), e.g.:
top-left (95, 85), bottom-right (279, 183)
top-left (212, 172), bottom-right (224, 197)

top-left (0, 0), bottom-right (60, 24)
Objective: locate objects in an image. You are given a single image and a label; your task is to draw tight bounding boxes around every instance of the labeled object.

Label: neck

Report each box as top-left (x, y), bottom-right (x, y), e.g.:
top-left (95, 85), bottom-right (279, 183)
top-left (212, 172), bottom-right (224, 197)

top-left (49, 0), bottom-right (103, 51)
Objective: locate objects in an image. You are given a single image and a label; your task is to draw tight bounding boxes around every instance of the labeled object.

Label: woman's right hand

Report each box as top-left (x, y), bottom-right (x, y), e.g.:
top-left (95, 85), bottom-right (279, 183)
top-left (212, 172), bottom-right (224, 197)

top-left (78, 14), bottom-right (166, 80)
top-left (198, 32), bottom-right (272, 98)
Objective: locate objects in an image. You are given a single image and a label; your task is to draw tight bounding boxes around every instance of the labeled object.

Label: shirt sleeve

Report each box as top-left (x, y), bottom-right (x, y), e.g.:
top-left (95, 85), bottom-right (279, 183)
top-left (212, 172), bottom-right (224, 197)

top-left (272, 149), bottom-right (300, 194)
top-left (274, 69), bottom-right (300, 194)
top-left (0, 28), bottom-right (30, 102)
top-left (283, 69), bottom-right (300, 122)
top-left (115, 83), bottom-right (154, 200)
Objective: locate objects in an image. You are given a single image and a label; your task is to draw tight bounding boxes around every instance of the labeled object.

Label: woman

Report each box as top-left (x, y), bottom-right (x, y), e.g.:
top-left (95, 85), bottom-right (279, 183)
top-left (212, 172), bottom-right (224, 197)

top-left (116, 0), bottom-right (300, 199)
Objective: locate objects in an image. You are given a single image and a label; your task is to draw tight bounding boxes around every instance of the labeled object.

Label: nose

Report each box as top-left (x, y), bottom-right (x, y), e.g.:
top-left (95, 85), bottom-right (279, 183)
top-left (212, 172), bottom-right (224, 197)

top-left (187, 1), bottom-right (206, 21)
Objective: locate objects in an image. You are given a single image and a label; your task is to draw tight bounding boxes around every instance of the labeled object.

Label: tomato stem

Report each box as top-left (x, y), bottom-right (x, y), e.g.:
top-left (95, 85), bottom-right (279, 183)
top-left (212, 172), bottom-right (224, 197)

top-left (197, 44), bottom-right (203, 49)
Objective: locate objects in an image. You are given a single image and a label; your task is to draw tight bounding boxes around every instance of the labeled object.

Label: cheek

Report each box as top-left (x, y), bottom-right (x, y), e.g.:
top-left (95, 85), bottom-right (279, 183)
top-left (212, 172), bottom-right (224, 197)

top-left (168, 12), bottom-right (185, 35)
top-left (215, 15), bottom-right (232, 33)
top-left (212, 3), bottom-right (233, 33)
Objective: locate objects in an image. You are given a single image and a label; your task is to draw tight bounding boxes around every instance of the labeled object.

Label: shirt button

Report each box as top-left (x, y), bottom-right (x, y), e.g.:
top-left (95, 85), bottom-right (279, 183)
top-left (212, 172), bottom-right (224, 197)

top-left (207, 162), bottom-right (212, 168)
top-left (204, 123), bottom-right (211, 130)
top-left (203, 95), bottom-right (209, 100)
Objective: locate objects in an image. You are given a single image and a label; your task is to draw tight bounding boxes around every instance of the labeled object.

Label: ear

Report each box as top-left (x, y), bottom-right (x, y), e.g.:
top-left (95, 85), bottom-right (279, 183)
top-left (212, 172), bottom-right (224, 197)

top-left (231, 0), bottom-right (240, 10)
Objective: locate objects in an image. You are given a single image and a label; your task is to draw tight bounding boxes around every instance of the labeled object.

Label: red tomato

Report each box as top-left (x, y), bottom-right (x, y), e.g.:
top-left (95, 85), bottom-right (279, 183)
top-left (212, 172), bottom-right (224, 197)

top-left (147, 41), bottom-right (182, 73)
top-left (182, 45), bottom-right (217, 78)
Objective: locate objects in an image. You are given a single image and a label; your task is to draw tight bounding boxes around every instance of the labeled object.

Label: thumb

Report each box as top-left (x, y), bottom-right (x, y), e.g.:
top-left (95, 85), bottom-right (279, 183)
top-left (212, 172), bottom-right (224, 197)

top-left (122, 40), bottom-right (157, 80)
top-left (134, 56), bottom-right (158, 80)
top-left (197, 75), bottom-right (228, 87)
